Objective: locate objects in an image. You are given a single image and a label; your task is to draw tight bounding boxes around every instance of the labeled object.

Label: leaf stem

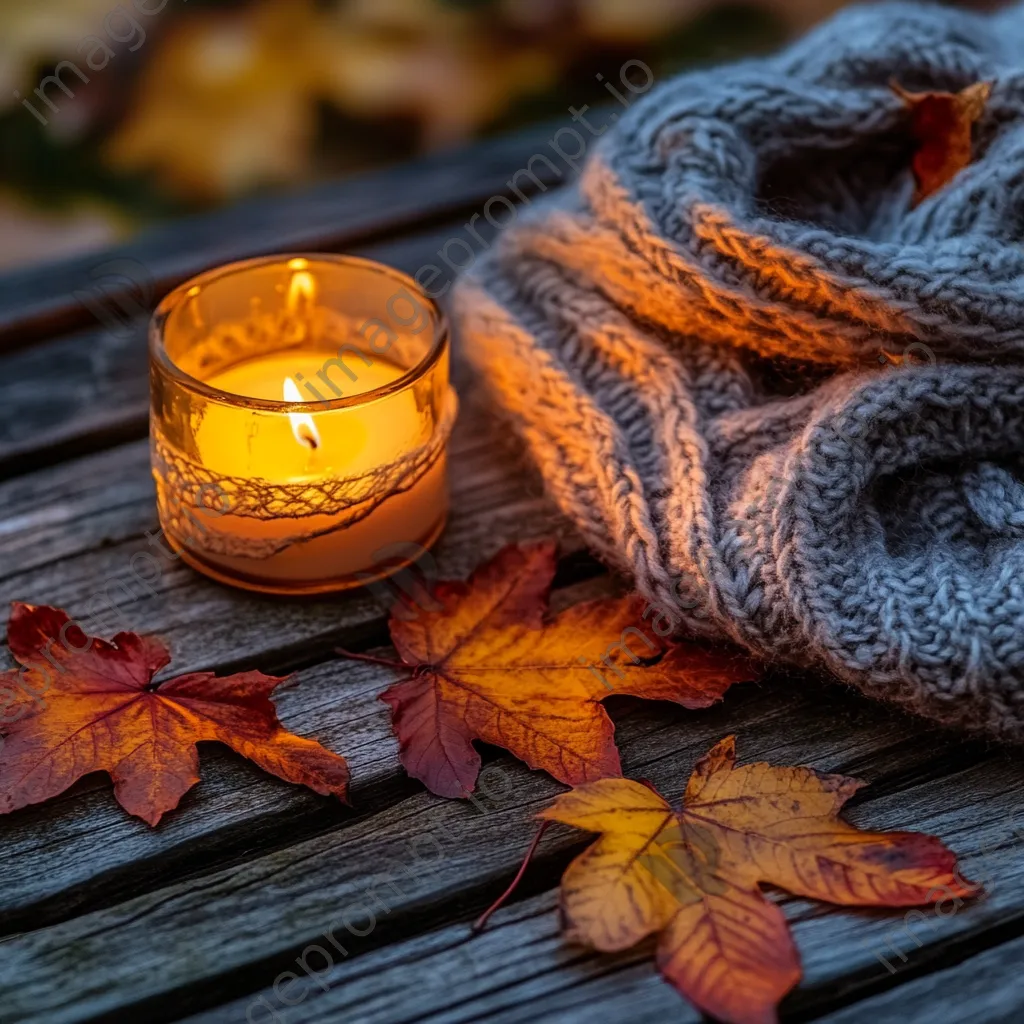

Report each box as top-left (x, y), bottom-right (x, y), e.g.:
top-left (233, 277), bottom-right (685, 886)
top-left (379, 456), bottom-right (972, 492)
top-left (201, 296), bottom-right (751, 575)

top-left (472, 819), bottom-right (551, 934)
top-left (334, 647), bottom-right (407, 671)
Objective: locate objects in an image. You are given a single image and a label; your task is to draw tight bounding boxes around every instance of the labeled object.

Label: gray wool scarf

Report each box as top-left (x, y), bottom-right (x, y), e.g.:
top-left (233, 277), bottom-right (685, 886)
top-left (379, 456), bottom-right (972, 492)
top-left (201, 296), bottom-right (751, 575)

top-left (451, 1), bottom-right (1024, 742)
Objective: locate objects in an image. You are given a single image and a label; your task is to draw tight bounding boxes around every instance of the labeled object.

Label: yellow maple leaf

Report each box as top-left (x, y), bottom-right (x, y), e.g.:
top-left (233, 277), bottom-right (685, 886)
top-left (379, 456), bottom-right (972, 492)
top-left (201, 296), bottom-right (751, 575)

top-left (542, 737), bottom-right (976, 1024)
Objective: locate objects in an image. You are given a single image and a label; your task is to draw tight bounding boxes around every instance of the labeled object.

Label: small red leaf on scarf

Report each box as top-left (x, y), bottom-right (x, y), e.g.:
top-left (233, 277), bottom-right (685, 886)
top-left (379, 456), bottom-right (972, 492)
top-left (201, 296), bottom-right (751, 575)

top-left (892, 79), bottom-right (992, 204)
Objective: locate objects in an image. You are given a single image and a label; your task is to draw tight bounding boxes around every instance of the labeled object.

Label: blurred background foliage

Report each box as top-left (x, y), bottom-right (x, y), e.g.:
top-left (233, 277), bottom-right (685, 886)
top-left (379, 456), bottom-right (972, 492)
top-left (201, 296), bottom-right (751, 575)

top-left (0, 0), bottom-right (899, 268)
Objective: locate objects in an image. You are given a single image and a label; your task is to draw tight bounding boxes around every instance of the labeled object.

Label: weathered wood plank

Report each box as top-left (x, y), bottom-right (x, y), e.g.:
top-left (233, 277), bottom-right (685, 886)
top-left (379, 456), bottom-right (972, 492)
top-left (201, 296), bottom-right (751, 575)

top-left (0, 441), bottom-right (154, 581)
top-left (178, 887), bottom-right (692, 1024)
top-left (0, 393), bottom-right (566, 927)
top-left (176, 736), bottom-right (1024, 1024)
top-left (0, 123), bottom-right (565, 348)
top-left (0, 391), bottom-right (563, 676)
top-left (181, 891), bottom-right (690, 1024)
top-left (0, 675), bottom-right (991, 1023)
top-left (0, 218), bottom-right (504, 479)
top-left (818, 932), bottom-right (1024, 1024)
top-left (0, 320), bottom-right (148, 478)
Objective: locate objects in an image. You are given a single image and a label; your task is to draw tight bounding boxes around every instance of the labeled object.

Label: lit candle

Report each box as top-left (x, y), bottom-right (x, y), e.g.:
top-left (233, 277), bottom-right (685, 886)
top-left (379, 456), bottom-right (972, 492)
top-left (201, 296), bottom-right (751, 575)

top-left (149, 255), bottom-right (457, 594)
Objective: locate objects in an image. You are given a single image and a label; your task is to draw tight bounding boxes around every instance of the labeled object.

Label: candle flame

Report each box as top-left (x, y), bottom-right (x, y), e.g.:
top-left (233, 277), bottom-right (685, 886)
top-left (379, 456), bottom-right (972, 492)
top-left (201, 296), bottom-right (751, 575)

top-left (283, 377), bottom-right (321, 451)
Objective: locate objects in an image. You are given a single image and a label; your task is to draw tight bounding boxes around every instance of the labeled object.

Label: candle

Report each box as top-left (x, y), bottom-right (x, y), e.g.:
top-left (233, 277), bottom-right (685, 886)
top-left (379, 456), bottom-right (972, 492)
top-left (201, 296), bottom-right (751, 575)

top-left (149, 255), bottom-right (457, 594)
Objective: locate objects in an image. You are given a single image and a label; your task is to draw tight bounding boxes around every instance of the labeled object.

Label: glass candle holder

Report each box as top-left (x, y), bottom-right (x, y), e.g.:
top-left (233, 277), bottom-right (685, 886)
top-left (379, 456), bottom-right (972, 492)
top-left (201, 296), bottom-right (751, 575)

top-left (149, 254), bottom-right (457, 595)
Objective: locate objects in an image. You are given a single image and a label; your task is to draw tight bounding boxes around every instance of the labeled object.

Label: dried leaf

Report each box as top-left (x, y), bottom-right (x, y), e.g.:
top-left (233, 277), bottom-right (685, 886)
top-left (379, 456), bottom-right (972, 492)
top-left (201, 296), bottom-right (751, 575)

top-left (542, 736), bottom-right (977, 1024)
top-left (373, 542), bottom-right (758, 798)
top-left (0, 603), bottom-right (349, 826)
top-left (892, 79), bottom-right (992, 204)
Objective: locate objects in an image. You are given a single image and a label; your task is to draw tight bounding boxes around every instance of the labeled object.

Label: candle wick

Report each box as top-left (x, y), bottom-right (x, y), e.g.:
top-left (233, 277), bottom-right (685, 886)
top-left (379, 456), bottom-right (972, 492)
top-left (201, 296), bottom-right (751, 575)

top-left (298, 424), bottom-right (319, 451)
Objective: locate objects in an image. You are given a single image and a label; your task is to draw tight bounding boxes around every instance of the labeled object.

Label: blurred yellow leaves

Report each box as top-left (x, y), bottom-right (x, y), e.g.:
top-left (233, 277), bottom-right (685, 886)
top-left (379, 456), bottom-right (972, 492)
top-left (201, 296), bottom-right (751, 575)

top-left (106, 0), bottom-right (558, 201)
top-left (107, 0), bottom-right (323, 200)
top-left (321, 0), bottom-right (557, 149)
top-left (1, 0), bottom-right (853, 215)
top-left (579, 0), bottom-right (706, 42)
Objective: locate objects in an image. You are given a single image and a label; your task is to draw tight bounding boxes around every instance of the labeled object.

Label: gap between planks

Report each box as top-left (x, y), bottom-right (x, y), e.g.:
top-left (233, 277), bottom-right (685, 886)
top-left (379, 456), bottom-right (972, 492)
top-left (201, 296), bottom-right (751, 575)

top-left (0, 385), bottom-right (566, 674)
top-left (0, 120), bottom-right (568, 350)
top-left (159, 731), bottom-right (1024, 1024)
top-left (0, 117), bottom-right (1020, 1024)
top-left (0, 666), bottom-right (1018, 1022)
top-left (0, 387), bottom-right (579, 929)
top-left (0, 218), bottom-right (506, 482)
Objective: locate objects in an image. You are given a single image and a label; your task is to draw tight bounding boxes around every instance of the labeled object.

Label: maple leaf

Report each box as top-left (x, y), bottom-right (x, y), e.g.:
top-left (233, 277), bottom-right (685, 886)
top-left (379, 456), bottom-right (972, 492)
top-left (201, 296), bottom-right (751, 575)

top-left (541, 736), bottom-right (976, 1024)
top-left (892, 79), bottom-right (992, 205)
top-left (370, 542), bottom-right (758, 799)
top-left (0, 603), bottom-right (349, 826)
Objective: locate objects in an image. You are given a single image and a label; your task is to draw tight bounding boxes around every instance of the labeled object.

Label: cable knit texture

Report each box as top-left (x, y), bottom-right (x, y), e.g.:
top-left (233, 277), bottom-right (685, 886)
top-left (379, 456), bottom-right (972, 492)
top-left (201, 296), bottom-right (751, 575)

top-left (452, 1), bottom-right (1024, 742)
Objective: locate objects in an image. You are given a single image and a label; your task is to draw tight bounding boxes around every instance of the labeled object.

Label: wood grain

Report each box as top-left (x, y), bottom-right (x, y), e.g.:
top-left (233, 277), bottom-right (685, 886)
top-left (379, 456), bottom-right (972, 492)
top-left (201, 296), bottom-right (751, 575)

top-left (0, 320), bottom-right (148, 477)
top-left (818, 932), bottom-right (1024, 1024)
top-left (0, 220), bottom-right (504, 479)
top-left (1, 672), bottom-right (1011, 1023)
top-left (0, 119), bottom-right (1020, 1024)
top-left (0, 392), bottom-right (565, 673)
top-left (177, 739), bottom-right (1024, 1024)
top-left (181, 890), bottom-right (694, 1024)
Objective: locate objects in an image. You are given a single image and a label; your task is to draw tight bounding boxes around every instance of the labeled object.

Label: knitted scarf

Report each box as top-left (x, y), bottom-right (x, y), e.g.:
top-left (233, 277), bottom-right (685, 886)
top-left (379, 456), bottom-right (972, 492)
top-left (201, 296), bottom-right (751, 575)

top-left (451, 1), bottom-right (1024, 742)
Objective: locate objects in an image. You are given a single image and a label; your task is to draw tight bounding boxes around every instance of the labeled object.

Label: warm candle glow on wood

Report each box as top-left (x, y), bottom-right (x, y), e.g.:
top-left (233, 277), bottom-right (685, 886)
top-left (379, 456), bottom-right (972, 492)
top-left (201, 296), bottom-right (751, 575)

top-left (149, 254), bottom-right (457, 595)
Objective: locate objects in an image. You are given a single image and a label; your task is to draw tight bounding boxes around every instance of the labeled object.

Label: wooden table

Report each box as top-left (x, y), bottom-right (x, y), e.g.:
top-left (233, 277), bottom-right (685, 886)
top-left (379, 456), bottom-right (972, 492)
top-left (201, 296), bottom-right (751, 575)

top-left (0, 125), bottom-right (1021, 1024)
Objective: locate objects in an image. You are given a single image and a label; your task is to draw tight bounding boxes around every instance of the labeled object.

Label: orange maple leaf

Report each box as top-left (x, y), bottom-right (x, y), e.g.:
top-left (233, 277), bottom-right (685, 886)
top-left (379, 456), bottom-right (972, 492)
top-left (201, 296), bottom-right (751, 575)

top-left (0, 603), bottom-right (349, 826)
top-left (892, 79), bottom-right (992, 205)
top-left (372, 542), bottom-right (758, 798)
top-left (541, 736), bottom-right (977, 1024)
